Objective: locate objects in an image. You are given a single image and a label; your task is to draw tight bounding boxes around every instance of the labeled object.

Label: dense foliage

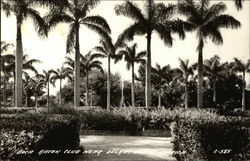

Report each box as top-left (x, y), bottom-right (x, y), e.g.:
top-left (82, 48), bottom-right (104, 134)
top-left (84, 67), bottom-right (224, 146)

top-left (0, 113), bottom-right (81, 160)
top-left (171, 116), bottom-right (250, 161)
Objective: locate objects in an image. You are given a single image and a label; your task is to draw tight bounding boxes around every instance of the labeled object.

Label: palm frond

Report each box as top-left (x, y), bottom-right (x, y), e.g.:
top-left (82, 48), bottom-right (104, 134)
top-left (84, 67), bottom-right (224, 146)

top-left (45, 12), bottom-right (74, 30)
top-left (136, 51), bottom-right (146, 60)
top-left (82, 16), bottom-right (111, 34)
top-left (26, 8), bottom-right (48, 37)
top-left (205, 26), bottom-right (223, 45)
top-left (82, 22), bottom-right (113, 51)
top-left (88, 53), bottom-right (106, 63)
top-left (66, 23), bottom-right (76, 54)
top-left (115, 1), bottom-right (146, 23)
top-left (154, 23), bottom-right (172, 47)
top-left (234, 0), bottom-right (244, 10)
top-left (156, 3), bottom-right (175, 20)
top-left (1, 41), bottom-right (13, 53)
top-left (211, 14), bottom-right (241, 29)
top-left (115, 23), bottom-right (146, 47)
top-left (1, 1), bottom-right (12, 17)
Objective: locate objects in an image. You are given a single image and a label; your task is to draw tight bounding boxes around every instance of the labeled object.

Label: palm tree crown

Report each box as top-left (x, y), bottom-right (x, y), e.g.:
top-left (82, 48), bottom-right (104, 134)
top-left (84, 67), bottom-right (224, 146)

top-left (115, 43), bottom-right (146, 107)
top-left (175, 58), bottom-right (194, 108)
top-left (50, 66), bottom-right (72, 107)
top-left (152, 63), bottom-right (173, 108)
top-left (178, 0), bottom-right (241, 108)
top-left (115, 0), bottom-right (187, 107)
top-left (45, 0), bottom-right (111, 107)
top-left (80, 51), bottom-right (104, 106)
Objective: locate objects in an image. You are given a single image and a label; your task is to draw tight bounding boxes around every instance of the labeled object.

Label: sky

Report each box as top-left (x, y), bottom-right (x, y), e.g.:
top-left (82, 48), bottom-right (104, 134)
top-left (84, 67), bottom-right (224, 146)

top-left (1, 0), bottom-right (250, 95)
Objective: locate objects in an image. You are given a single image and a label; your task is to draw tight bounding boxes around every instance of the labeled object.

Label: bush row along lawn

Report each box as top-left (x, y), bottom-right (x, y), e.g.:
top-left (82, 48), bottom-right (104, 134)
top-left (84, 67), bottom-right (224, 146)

top-left (0, 113), bottom-right (82, 160)
top-left (0, 106), bottom-right (249, 160)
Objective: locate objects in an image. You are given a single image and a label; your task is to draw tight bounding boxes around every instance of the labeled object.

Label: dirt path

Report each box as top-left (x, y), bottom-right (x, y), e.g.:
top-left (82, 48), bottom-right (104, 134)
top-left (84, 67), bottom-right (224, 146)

top-left (78, 135), bottom-right (175, 161)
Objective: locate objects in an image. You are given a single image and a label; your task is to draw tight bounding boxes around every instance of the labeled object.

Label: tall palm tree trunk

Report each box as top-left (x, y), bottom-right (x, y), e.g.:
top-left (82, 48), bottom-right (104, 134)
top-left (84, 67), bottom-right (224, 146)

top-left (213, 81), bottom-right (216, 104)
top-left (158, 90), bottom-right (161, 108)
top-left (74, 24), bottom-right (80, 107)
top-left (25, 93), bottom-right (29, 107)
top-left (47, 81), bottom-right (50, 108)
top-left (3, 76), bottom-right (6, 107)
top-left (185, 81), bottom-right (188, 108)
top-left (0, 57), bottom-right (2, 108)
top-left (15, 16), bottom-right (23, 107)
top-left (145, 32), bottom-right (152, 108)
top-left (60, 78), bottom-right (62, 107)
top-left (90, 89), bottom-right (93, 106)
top-left (120, 77), bottom-right (124, 107)
top-left (197, 39), bottom-right (204, 108)
top-left (35, 94), bottom-right (38, 108)
top-left (131, 62), bottom-right (135, 107)
top-left (13, 71), bottom-right (15, 105)
top-left (86, 70), bottom-right (89, 106)
top-left (107, 55), bottom-right (111, 110)
top-left (242, 72), bottom-right (246, 111)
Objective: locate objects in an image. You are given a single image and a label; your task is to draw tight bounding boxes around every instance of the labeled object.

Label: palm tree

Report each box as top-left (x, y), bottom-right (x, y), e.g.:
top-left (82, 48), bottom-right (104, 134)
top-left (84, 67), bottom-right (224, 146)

top-left (178, 0), bottom-right (241, 108)
top-left (1, 0), bottom-right (50, 107)
top-left (175, 58), bottom-right (194, 108)
top-left (42, 69), bottom-right (57, 108)
top-left (80, 52), bottom-right (104, 106)
top-left (204, 55), bottom-right (227, 104)
top-left (152, 64), bottom-right (172, 108)
top-left (115, 0), bottom-right (186, 108)
top-left (1, 41), bottom-right (14, 107)
top-left (7, 54), bottom-right (41, 105)
top-left (27, 74), bottom-right (46, 108)
top-left (23, 72), bottom-right (34, 107)
top-left (50, 67), bottom-right (72, 107)
top-left (45, 0), bottom-right (111, 107)
top-left (231, 58), bottom-right (250, 111)
top-left (92, 39), bottom-right (116, 110)
top-left (115, 43), bottom-right (146, 107)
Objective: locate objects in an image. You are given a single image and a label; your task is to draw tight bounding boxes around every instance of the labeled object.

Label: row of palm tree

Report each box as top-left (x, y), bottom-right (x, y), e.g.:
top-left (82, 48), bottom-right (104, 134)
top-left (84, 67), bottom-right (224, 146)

top-left (135, 55), bottom-right (249, 110)
top-left (0, 0), bottom-right (246, 109)
top-left (1, 40), bottom-right (249, 110)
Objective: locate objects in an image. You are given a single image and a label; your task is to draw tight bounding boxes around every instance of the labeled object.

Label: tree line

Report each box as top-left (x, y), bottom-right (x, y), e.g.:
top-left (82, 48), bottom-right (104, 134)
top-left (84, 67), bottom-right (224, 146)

top-left (0, 0), bottom-right (248, 110)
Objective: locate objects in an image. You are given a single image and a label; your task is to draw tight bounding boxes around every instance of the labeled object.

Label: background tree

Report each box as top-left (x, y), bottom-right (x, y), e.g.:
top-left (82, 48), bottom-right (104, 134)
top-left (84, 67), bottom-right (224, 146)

top-left (92, 39), bottom-right (116, 110)
top-left (7, 54), bottom-right (40, 105)
top-left (45, 0), bottom-right (111, 107)
top-left (80, 52), bottom-right (104, 106)
top-left (178, 0), bottom-right (241, 108)
top-left (174, 58), bottom-right (194, 108)
top-left (42, 69), bottom-right (56, 108)
top-left (51, 67), bottom-right (71, 107)
top-left (204, 55), bottom-right (227, 104)
top-left (115, 0), bottom-right (186, 108)
top-left (230, 58), bottom-right (250, 111)
top-left (152, 64), bottom-right (173, 108)
top-left (1, 41), bottom-right (14, 107)
top-left (26, 74), bottom-right (46, 108)
top-left (1, 0), bottom-right (49, 107)
top-left (115, 43), bottom-right (146, 107)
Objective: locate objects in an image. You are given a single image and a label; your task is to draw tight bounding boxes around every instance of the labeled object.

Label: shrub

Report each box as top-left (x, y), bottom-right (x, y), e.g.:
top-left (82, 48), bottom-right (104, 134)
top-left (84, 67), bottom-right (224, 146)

top-left (171, 116), bottom-right (250, 161)
top-left (79, 109), bottom-right (130, 131)
top-left (0, 113), bottom-right (81, 160)
top-left (0, 130), bottom-right (42, 160)
top-left (0, 107), bottom-right (35, 114)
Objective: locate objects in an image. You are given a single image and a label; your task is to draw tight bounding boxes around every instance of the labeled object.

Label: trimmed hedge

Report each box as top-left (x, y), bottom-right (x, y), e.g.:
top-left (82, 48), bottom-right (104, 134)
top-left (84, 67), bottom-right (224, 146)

top-left (171, 116), bottom-right (250, 161)
top-left (0, 114), bottom-right (81, 160)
